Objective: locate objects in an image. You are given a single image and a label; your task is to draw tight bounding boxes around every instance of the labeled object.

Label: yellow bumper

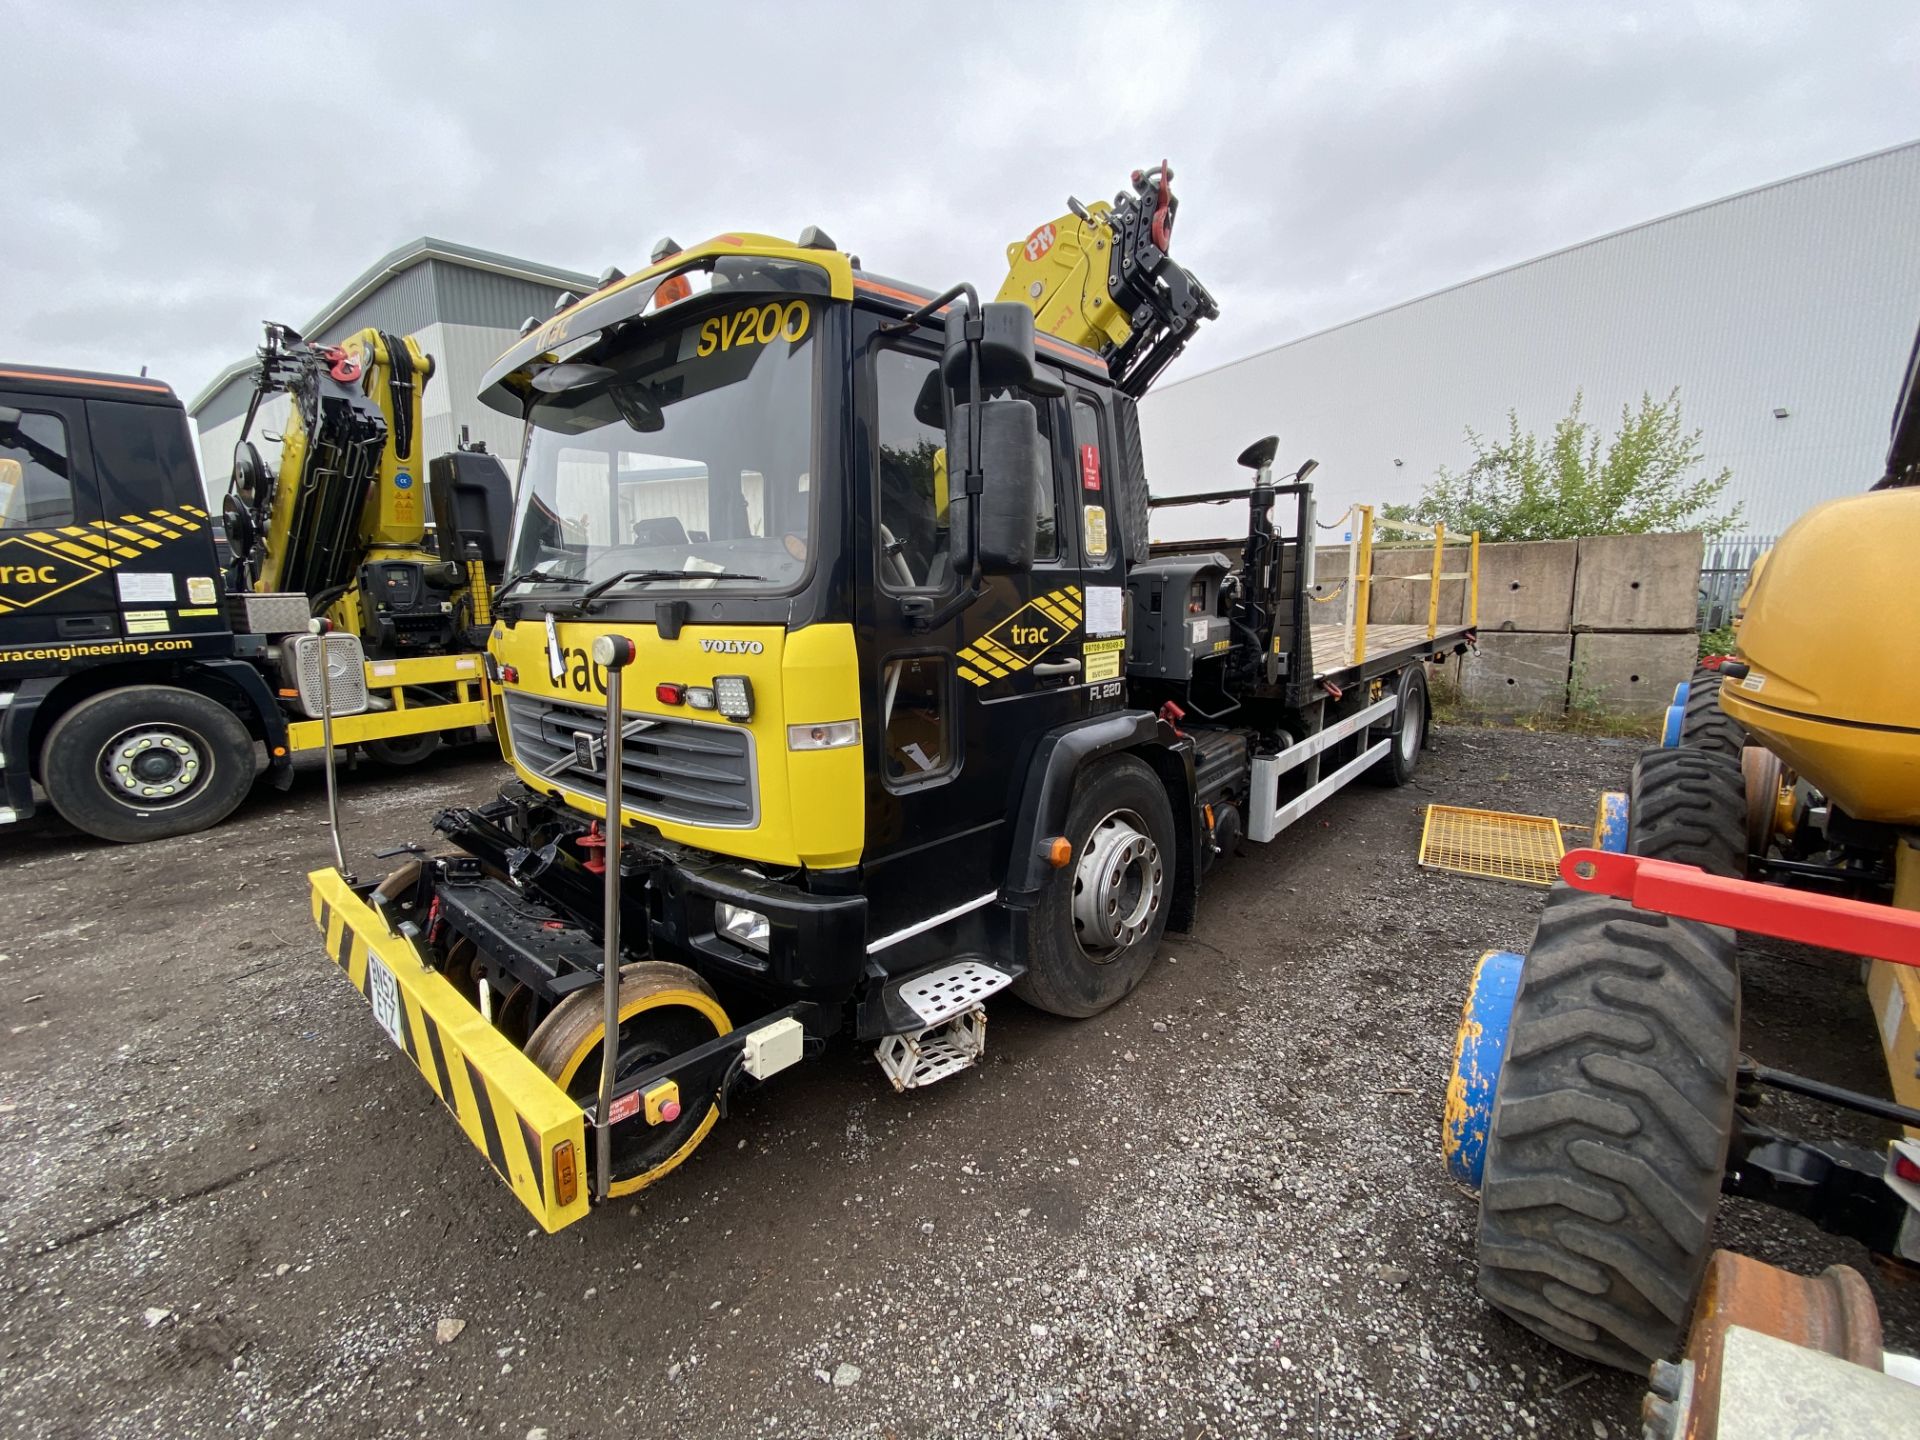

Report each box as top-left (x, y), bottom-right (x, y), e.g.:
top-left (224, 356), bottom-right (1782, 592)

top-left (309, 867), bottom-right (590, 1231)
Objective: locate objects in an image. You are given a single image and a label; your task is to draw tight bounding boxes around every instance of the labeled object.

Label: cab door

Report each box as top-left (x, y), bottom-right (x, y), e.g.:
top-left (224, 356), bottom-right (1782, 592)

top-left (852, 310), bottom-right (1111, 950)
top-left (0, 391), bottom-right (123, 649)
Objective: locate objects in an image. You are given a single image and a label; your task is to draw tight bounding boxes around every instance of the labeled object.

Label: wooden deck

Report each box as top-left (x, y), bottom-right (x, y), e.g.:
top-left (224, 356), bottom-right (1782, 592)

top-left (1310, 622), bottom-right (1463, 679)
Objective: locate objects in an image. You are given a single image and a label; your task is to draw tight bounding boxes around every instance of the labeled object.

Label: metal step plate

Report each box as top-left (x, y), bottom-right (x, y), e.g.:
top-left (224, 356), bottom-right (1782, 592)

top-left (876, 1009), bottom-right (989, 1092)
top-left (897, 960), bottom-right (1013, 1027)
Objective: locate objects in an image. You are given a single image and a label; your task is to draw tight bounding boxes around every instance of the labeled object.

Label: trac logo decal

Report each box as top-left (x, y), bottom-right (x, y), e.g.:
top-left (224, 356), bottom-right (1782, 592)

top-left (700, 638), bottom-right (764, 654)
top-left (956, 586), bottom-right (1082, 688)
top-left (0, 505), bottom-right (208, 614)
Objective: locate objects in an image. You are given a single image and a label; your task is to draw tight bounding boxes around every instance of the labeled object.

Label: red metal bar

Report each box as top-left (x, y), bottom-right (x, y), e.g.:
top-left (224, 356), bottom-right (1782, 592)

top-left (1559, 848), bottom-right (1920, 968)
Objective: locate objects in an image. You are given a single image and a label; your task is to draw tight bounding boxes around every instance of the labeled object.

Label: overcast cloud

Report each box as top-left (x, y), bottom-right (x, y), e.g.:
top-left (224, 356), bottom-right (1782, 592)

top-left (3, 1), bottom-right (1916, 409)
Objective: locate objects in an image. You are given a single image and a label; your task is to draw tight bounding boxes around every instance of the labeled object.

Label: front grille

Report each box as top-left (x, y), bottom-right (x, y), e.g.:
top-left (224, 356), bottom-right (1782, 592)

top-left (503, 691), bottom-right (758, 829)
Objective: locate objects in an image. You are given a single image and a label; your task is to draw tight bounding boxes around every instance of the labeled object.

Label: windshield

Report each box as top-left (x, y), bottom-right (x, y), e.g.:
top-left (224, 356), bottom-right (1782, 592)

top-left (506, 297), bottom-right (819, 597)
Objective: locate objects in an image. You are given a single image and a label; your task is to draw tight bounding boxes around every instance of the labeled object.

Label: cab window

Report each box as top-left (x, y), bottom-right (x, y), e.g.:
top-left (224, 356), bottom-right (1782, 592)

top-left (873, 347), bottom-right (1060, 589)
top-left (0, 409), bottom-right (75, 529)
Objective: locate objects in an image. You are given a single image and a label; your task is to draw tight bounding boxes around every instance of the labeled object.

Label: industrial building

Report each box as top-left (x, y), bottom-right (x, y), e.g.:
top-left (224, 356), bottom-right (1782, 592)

top-left (1141, 139), bottom-right (1920, 540)
top-left (188, 238), bottom-right (598, 497)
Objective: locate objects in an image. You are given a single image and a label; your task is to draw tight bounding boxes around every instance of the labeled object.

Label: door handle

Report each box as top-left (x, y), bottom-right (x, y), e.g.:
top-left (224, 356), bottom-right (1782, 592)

top-left (56, 614), bottom-right (116, 639)
top-left (1033, 658), bottom-right (1082, 677)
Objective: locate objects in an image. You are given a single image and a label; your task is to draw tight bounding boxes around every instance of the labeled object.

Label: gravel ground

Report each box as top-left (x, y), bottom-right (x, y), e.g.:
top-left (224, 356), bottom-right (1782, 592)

top-left (0, 725), bottom-right (1912, 1439)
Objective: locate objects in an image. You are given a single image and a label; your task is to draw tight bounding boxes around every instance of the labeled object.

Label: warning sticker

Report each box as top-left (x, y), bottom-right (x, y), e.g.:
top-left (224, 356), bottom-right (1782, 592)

top-left (1084, 505), bottom-right (1109, 559)
top-left (1083, 639), bottom-right (1123, 683)
top-left (186, 575), bottom-right (217, 606)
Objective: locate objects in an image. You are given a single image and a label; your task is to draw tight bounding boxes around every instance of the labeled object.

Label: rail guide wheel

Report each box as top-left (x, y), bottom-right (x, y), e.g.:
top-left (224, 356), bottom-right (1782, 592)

top-left (524, 962), bottom-right (731, 1199)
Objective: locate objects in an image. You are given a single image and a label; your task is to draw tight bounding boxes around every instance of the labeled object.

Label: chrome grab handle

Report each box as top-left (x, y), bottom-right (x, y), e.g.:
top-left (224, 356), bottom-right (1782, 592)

top-left (1033, 658), bottom-right (1082, 677)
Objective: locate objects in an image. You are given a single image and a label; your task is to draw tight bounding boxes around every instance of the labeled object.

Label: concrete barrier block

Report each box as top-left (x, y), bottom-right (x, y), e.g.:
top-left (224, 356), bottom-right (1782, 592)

top-left (1477, 539), bottom-right (1576, 632)
top-left (1459, 632), bottom-right (1571, 715)
top-left (1572, 531), bottom-right (1703, 631)
top-left (1571, 632), bottom-right (1698, 715)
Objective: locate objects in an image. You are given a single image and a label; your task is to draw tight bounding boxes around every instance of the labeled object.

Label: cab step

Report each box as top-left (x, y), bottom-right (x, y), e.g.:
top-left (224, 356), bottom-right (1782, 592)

top-left (875, 960), bottom-right (1013, 1091)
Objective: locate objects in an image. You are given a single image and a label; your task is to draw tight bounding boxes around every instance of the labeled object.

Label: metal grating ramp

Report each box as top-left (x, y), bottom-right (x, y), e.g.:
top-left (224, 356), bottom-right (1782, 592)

top-left (1419, 805), bottom-right (1566, 887)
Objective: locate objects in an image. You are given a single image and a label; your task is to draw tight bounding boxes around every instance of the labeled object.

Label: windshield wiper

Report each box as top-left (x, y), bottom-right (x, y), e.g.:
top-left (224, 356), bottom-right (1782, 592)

top-left (577, 568), bottom-right (771, 608)
top-left (495, 568), bottom-right (588, 600)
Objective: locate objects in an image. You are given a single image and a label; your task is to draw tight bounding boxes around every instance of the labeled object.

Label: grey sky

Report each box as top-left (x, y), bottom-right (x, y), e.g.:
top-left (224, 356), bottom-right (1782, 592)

top-left (4, 1), bottom-right (1916, 416)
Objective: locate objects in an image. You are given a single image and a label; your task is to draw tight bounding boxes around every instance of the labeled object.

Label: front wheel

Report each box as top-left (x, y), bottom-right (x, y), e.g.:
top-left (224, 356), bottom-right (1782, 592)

top-left (40, 685), bottom-right (257, 843)
top-left (1015, 755), bottom-right (1176, 1018)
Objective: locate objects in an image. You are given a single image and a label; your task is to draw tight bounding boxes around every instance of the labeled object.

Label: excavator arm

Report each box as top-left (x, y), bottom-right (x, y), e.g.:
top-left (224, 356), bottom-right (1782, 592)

top-left (995, 161), bottom-right (1219, 398)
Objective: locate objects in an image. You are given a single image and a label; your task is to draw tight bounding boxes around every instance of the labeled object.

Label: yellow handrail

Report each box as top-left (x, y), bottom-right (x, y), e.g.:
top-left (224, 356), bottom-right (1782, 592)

top-left (1426, 522), bottom-right (1446, 638)
top-left (1469, 531), bottom-right (1480, 629)
top-left (1353, 505), bottom-right (1374, 665)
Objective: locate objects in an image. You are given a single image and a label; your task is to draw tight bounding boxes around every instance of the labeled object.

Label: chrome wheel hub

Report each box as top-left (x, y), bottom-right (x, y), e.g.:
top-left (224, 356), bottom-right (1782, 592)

top-left (1070, 809), bottom-right (1163, 957)
top-left (102, 726), bottom-right (205, 804)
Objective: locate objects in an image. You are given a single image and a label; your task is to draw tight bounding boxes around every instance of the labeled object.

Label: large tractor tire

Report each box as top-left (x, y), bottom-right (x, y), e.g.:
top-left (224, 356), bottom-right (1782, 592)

top-left (1476, 886), bottom-right (1740, 1371)
top-left (1627, 747), bottom-right (1748, 878)
top-left (1015, 755), bottom-right (1175, 1018)
top-left (41, 684), bottom-right (257, 843)
top-left (1678, 669), bottom-right (1746, 759)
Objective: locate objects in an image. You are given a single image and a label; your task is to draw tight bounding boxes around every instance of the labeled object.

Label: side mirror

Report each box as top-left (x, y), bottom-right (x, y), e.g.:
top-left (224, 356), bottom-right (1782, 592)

top-left (942, 303), bottom-right (1062, 395)
top-left (949, 398), bottom-right (1040, 575)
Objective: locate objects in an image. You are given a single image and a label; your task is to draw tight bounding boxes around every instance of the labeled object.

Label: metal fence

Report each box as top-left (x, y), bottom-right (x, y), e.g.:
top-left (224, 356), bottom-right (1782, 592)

top-left (1698, 534), bottom-right (1776, 631)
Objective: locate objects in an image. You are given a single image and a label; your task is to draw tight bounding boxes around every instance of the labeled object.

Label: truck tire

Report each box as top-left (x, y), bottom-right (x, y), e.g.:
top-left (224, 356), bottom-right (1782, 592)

top-left (1015, 754), bottom-right (1175, 1018)
top-left (1679, 670), bottom-right (1746, 759)
top-left (41, 685), bottom-right (256, 843)
top-left (1476, 886), bottom-right (1740, 1372)
top-left (1627, 747), bottom-right (1747, 878)
top-left (363, 732), bottom-right (441, 768)
top-left (1367, 663), bottom-right (1429, 787)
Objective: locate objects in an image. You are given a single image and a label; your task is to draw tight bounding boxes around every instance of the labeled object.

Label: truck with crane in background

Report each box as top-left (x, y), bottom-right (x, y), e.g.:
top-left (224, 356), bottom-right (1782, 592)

top-left (0, 325), bottom-right (512, 842)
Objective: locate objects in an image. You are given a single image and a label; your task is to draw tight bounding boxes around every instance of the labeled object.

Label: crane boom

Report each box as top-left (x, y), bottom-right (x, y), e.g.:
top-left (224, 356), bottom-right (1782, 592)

top-left (995, 161), bottom-right (1219, 398)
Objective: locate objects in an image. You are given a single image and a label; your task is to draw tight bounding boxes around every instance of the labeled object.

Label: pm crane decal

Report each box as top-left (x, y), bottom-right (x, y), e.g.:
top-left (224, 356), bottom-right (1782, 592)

top-left (955, 585), bottom-right (1082, 687)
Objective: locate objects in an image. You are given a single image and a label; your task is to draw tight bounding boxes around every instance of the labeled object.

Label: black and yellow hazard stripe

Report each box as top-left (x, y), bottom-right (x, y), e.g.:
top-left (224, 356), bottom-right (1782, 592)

top-left (22, 504), bottom-right (209, 572)
top-left (957, 584), bottom-right (1085, 688)
top-left (308, 868), bottom-right (589, 1231)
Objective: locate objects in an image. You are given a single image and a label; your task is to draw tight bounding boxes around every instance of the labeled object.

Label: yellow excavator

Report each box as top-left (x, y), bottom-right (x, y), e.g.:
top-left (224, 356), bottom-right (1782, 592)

top-left (223, 323), bottom-right (512, 764)
top-left (1451, 322), bottom-right (1920, 1430)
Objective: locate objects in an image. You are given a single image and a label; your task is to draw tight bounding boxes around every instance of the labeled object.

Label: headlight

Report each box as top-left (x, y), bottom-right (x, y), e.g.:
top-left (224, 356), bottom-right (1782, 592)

top-left (787, 720), bottom-right (859, 750)
top-left (716, 901), bottom-right (770, 953)
top-left (713, 675), bottom-right (754, 721)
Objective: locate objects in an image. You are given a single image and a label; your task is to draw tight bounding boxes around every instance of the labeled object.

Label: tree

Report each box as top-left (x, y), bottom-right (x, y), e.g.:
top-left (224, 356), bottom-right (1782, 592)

top-left (1382, 389), bottom-right (1742, 541)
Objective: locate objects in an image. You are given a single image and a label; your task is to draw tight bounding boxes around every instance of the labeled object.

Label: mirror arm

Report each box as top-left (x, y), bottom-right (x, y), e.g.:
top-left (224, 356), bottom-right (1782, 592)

top-left (877, 281), bottom-right (979, 338)
top-left (901, 576), bottom-right (986, 632)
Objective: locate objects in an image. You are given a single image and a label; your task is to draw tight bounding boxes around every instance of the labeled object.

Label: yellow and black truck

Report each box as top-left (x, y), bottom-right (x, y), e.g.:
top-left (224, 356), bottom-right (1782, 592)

top-left (308, 169), bottom-right (1478, 1230)
top-left (0, 329), bottom-right (511, 843)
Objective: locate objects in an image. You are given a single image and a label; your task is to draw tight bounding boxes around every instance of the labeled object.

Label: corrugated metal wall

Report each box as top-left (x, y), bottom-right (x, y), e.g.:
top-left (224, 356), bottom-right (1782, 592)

top-left (1141, 141), bottom-right (1920, 539)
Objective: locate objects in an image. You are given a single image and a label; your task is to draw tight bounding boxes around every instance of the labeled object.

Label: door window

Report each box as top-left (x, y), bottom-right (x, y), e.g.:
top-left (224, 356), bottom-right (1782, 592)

top-left (1072, 396), bottom-right (1113, 565)
top-left (0, 410), bottom-right (75, 529)
top-left (882, 654), bottom-right (952, 786)
top-left (87, 400), bottom-right (204, 516)
top-left (874, 347), bottom-right (1062, 587)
